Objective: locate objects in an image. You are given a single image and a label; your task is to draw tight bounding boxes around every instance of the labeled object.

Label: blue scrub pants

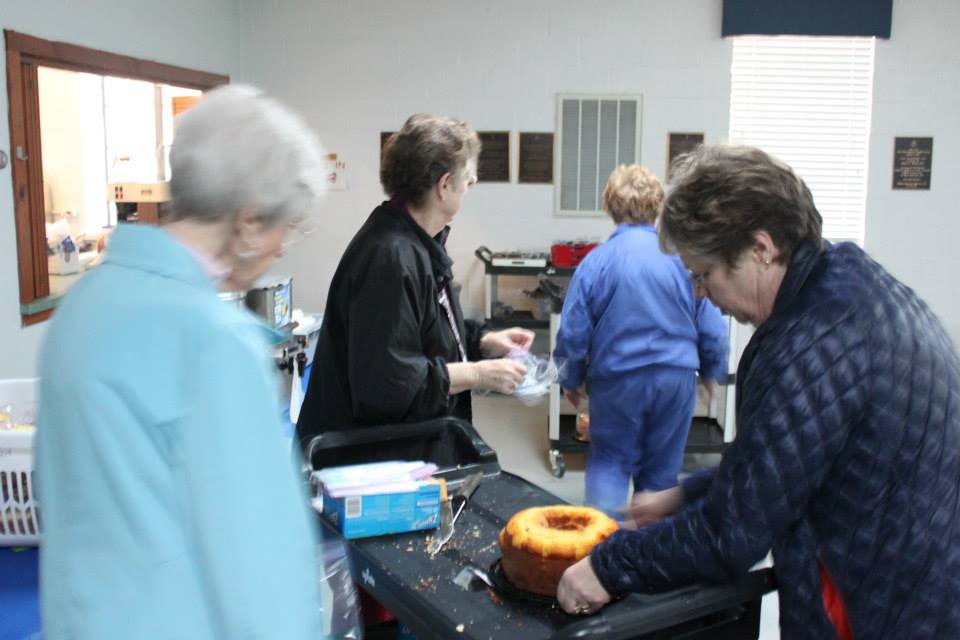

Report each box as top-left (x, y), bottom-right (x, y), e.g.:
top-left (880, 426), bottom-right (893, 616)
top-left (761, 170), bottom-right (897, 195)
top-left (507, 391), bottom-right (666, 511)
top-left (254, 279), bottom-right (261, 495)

top-left (585, 367), bottom-right (697, 517)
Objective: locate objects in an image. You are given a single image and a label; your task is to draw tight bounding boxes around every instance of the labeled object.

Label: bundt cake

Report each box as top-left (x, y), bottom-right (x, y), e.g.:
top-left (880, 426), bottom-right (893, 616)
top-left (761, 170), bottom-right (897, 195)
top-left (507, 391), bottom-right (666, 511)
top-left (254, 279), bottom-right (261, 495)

top-left (498, 505), bottom-right (618, 596)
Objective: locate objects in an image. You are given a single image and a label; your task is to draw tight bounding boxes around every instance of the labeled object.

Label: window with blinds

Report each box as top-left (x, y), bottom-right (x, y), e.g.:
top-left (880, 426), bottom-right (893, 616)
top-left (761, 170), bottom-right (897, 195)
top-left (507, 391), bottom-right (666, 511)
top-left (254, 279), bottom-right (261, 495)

top-left (729, 36), bottom-right (876, 245)
top-left (556, 94), bottom-right (642, 216)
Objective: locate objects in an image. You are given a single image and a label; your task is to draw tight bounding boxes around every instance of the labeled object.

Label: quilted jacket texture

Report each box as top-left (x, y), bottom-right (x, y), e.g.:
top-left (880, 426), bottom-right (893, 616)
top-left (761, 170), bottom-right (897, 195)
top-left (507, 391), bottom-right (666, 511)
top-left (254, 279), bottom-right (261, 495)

top-left (591, 240), bottom-right (960, 638)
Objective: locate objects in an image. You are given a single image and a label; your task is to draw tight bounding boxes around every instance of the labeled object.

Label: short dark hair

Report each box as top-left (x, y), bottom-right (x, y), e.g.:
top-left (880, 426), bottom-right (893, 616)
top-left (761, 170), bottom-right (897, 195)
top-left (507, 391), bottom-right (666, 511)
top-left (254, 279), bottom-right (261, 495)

top-left (380, 114), bottom-right (480, 207)
top-left (660, 144), bottom-right (823, 266)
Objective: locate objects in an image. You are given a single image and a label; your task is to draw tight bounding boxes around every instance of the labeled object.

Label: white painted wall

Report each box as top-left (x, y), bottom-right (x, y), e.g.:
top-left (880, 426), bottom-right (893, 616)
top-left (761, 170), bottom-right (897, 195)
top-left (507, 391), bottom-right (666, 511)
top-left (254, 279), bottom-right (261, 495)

top-left (865, 0), bottom-right (960, 345)
top-left (251, 0), bottom-right (960, 347)
top-left (0, 0), bottom-right (247, 378)
top-left (240, 0), bottom-right (733, 322)
top-left (2, 0), bottom-right (958, 379)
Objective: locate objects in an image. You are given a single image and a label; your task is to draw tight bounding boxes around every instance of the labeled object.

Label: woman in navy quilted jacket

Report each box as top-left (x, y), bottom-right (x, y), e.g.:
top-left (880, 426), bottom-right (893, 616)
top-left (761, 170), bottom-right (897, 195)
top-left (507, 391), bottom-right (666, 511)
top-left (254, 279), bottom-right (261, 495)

top-left (556, 144), bottom-right (960, 639)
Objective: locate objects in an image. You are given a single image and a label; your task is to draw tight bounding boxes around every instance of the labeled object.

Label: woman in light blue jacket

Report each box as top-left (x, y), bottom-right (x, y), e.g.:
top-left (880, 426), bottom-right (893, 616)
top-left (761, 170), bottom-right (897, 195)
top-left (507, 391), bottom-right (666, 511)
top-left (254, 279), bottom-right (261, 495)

top-left (35, 86), bottom-right (330, 639)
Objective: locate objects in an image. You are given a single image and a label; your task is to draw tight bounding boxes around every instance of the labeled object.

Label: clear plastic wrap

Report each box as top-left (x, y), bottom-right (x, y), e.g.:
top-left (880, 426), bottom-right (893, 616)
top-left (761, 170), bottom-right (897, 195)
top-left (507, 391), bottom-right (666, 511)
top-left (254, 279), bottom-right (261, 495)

top-left (317, 531), bottom-right (363, 639)
top-left (508, 350), bottom-right (565, 405)
top-left (473, 351), bottom-right (567, 404)
top-left (0, 399), bottom-right (36, 431)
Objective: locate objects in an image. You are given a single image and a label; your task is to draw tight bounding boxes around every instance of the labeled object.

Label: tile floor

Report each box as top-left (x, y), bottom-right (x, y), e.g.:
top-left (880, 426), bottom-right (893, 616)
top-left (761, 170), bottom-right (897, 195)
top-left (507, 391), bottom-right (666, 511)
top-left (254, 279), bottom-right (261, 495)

top-left (471, 394), bottom-right (781, 640)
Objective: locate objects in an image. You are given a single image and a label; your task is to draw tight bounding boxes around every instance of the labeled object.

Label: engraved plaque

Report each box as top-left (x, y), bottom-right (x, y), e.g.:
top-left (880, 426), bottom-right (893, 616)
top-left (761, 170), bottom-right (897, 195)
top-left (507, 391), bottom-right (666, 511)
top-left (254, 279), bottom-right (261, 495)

top-left (892, 137), bottom-right (933, 190)
top-left (518, 132), bottom-right (554, 184)
top-left (478, 131), bottom-right (510, 183)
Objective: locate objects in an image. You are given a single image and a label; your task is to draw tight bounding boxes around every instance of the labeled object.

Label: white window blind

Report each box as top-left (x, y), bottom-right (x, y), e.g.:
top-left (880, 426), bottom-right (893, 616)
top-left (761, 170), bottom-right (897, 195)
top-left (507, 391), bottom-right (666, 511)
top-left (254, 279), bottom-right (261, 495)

top-left (556, 94), bottom-right (642, 216)
top-left (729, 36), bottom-right (876, 245)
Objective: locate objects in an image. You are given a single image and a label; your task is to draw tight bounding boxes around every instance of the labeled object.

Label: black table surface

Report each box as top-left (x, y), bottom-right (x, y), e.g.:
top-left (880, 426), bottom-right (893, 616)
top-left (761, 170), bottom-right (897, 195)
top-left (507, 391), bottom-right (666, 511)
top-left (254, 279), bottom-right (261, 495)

top-left (319, 471), bottom-right (774, 640)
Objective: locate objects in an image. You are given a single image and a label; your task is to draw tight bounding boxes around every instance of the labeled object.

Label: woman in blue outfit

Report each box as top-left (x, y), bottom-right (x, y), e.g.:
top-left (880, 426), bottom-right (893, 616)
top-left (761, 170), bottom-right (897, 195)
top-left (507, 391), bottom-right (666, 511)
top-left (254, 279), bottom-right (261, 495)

top-left (557, 145), bottom-right (960, 639)
top-left (35, 86), bottom-right (330, 639)
top-left (553, 164), bottom-right (728, 517)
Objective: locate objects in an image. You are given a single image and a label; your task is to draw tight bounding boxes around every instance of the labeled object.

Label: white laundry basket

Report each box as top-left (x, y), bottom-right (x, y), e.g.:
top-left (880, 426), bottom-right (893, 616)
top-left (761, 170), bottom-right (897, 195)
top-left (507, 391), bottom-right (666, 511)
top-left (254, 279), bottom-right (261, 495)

top-left (0, 378), bottom-right (40, 545)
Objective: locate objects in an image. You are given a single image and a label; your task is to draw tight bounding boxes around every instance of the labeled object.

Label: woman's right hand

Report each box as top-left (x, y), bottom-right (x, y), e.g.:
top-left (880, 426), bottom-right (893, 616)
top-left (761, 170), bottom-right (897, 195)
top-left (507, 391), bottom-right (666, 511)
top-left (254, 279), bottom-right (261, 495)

top-left (474, 359), bottom-right (527, 394)
top-left (622, 487), bottom-right (684, 529)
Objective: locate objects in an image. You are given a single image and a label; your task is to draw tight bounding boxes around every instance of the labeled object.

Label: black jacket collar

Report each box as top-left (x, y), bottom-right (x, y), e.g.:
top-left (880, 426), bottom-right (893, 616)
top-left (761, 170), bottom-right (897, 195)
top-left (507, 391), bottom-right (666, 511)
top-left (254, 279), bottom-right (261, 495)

top-left (381, 201), bottom-right (454, 283)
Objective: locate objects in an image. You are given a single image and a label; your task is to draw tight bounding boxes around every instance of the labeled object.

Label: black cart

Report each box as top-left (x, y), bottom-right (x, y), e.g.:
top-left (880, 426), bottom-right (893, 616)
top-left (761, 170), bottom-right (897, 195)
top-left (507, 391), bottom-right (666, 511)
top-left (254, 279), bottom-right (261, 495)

top-left (307, 418), bottom-right (775, 639)
top-left (537, 274), bottom-right (737, 476)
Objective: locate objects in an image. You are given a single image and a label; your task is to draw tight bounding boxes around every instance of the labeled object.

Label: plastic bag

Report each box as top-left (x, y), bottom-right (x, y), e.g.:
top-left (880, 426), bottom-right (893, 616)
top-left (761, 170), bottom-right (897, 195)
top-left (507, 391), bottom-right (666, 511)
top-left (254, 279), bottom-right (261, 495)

top-left (473, 351), bottom-right (566, 405)
top-left (318, 532), bottom-right (363, 639)
top-left (508, 350), bottom-right (563, 405)
top-left (0, 400), bottom-right (36, 431)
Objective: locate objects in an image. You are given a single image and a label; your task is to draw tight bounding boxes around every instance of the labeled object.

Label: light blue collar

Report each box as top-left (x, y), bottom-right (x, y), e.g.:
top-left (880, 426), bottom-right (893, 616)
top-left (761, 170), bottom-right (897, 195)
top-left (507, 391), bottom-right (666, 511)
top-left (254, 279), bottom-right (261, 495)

top-left (105, 225), bottom-right (291, 345)
top-left (103, 225), bottom-right (218, 293)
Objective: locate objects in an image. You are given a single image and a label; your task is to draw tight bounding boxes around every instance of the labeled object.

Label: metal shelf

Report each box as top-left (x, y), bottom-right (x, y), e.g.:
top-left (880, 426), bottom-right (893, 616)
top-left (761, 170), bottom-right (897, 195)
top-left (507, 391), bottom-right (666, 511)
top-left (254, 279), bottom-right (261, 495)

top-left (481, 261), bottom-right (574, 329)
top-left (685, 416), bottom-right (729, 454)
top-left (486, 311), bottom-right (548, 330)
top-left (482, 263), bottom-right (576, 277)
top-left (549, 412), bottom-right (589, 453)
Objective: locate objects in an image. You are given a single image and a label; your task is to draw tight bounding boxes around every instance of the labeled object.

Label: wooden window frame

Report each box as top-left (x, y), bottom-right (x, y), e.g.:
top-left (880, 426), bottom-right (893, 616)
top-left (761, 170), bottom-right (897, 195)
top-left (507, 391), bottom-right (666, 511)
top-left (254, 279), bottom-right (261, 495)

top-left (4, 30), bottom-right (228, 325)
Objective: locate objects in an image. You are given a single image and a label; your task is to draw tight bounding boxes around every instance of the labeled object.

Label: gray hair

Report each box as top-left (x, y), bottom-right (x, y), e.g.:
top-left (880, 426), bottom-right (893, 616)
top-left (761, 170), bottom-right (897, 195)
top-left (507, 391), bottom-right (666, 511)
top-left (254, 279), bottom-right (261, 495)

top-left (380, 113), bottom-right (480, 207)
top-left (168, 84), bottom-right (325, 225)
top-left (659, 144), bottom-right (822, 267)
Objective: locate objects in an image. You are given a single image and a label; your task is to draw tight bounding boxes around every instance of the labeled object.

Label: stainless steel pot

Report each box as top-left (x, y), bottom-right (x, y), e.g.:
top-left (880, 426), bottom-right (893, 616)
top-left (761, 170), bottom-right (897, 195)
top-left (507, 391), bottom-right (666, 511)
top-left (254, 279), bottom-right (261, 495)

top-left (245, 276), bottom-right (293, 328)
top-left (217, 290), bottom-right (247, 310)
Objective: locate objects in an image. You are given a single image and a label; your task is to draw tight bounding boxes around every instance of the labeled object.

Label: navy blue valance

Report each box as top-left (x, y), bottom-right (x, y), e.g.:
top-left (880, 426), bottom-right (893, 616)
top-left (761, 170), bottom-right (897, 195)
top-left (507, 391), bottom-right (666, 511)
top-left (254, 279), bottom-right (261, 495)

top-left (722, 0), bottom-right (893, 38)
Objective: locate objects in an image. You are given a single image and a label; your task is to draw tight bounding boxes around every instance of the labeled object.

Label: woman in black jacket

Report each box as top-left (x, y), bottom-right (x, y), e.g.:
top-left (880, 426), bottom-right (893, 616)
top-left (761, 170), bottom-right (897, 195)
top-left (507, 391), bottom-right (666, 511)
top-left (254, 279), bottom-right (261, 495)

top-left (297, 114), bottom-right (533, 456)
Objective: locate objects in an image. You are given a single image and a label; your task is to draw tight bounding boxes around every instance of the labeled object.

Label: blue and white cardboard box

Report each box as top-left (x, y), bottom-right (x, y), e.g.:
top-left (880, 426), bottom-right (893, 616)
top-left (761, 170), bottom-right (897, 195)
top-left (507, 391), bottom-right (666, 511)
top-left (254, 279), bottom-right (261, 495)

top-left (320, 480), bottom-right (442, 539)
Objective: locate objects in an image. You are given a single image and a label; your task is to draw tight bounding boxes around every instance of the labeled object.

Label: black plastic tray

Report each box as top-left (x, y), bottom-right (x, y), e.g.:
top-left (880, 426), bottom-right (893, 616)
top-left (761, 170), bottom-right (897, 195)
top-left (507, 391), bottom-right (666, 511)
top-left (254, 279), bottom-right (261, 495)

top-left (322, 471), bottom-right (774, 640)
top-left (487, 558), bottom-right (558, 607)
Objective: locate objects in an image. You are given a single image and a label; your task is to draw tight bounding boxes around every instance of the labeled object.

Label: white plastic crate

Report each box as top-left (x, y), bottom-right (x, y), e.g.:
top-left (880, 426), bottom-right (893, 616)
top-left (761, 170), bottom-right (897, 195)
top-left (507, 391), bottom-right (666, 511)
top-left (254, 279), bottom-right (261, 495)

top-left (0, 378), bottom-right (40, 545)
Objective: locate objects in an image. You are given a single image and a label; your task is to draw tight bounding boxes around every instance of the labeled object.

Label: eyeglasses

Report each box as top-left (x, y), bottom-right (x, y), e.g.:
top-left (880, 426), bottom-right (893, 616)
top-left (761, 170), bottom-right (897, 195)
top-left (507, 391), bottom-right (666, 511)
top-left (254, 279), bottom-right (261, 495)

top-left (687, 267), bottom-right (710, 289)
top-left (282, 216), bottom-right (318, 250)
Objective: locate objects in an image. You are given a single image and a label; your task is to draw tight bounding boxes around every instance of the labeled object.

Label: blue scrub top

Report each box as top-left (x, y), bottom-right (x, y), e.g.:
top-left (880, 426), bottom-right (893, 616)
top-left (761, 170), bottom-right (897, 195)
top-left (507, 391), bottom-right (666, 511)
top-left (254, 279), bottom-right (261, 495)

top-left (554, 224), bottom-right (728, 389)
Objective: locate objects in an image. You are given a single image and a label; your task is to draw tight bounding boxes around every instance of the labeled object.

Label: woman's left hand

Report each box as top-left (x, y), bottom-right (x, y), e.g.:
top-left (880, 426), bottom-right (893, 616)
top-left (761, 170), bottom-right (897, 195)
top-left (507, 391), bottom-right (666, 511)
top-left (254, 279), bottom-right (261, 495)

top-left (563, 385), bottom-right (586, 409)
top-left (481, 327), bottom-right (535, 357)
top-left (557, 556), bottom-right (612, 615)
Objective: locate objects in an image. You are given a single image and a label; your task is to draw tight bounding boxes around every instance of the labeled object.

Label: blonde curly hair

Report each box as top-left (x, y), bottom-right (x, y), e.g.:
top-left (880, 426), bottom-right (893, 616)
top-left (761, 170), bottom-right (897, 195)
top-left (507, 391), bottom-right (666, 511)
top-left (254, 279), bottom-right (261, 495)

top-left (602, 164), bottom-right (664, 224)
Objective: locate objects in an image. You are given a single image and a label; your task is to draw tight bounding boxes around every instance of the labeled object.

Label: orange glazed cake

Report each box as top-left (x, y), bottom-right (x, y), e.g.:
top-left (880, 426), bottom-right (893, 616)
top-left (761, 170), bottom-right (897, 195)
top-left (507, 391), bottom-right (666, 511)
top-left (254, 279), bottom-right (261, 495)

top-left (498, 505), bottom-right (619, 597)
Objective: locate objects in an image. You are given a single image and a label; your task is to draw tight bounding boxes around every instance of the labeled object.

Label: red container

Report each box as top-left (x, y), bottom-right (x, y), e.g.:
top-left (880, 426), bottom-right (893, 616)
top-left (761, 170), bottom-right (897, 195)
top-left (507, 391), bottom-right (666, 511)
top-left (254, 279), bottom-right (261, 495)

top-left (358, 587), bottom-right (395, 625)
top-left (551, 242), bottom-right (598, 267)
